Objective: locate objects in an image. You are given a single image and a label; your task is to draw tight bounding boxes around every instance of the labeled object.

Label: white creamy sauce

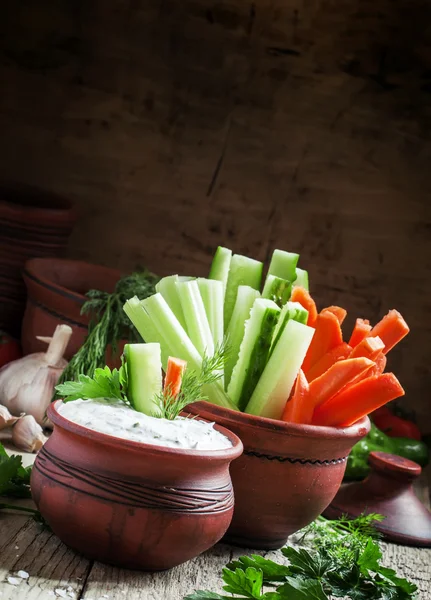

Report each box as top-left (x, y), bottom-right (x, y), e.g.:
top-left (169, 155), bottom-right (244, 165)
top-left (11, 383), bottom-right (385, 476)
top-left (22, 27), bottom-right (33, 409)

top-left (59, 399), bottom-right (232, 451)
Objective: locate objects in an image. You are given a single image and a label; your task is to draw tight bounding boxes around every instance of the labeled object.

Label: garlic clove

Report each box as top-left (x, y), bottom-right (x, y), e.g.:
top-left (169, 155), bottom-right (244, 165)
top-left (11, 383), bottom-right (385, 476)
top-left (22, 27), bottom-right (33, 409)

top-left (0, 404), bottom-right (20, 430)
top-left (12, 415), bottom-right (47, 453)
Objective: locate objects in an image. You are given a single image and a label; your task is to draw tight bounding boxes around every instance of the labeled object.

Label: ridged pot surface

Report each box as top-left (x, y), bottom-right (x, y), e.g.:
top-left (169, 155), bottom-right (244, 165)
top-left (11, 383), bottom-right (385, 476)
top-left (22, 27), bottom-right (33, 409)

top-left (186, 401), bottom-right (370, 549)
top-left (31, 401), bottom-right (243, 571)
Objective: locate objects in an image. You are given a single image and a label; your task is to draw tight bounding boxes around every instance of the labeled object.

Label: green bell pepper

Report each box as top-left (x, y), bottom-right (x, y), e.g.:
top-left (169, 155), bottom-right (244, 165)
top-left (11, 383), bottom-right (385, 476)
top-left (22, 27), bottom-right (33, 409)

top-left (344, 423), bottom-right (430, 481)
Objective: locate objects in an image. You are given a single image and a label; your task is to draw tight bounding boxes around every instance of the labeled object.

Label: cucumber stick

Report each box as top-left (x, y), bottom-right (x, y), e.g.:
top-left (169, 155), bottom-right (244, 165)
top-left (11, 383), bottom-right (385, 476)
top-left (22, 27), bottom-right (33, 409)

top-left (176, 280), bottom-right (214, 357)
top-left (224, 286), bottom-right (260, 388)
top-left (155, 275), bottom-right (192, 330)
top-left (228, 298), bottom-right (280, 411)
top-left (270, 301), bottom-right (309, 355)
top-left (124, 293), bottom-right (236, 410)
top-left (295, 268), bottom-right (309, 291)
top-left (125, 343), bottom-right (162, 416)
top-left (268, 249), bottom-right (299, 283)
top-left (245, 319), bottom-right (314, 419)
top-left (123, 296), bottom-right (169, 367)
top-left (197, 278), bottom-right (224, 350)
top-left (262, 275), bottom-right (292, 307)
top-left (224, 254), bottom-right (263, 331)
top-left (209, 246), bottom-right (232, 295)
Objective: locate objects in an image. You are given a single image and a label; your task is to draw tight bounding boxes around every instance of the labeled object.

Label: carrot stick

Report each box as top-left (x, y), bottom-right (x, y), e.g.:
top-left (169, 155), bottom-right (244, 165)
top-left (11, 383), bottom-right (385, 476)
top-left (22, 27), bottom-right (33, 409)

top-left (349, 336), bottom-right (385, 361)
top-left (312, 373), bottom-right (405, 427)
top-left (367, 309), bottom-right (410, 354)
top-left (349, 318), bottom-right (372, 347)
top-left (301, 311), bottom-right (343, 373)
top-left (368, 352), bottom-right (387, 376)
top-left (321, 306), bottom-right (347, 325)
top-left (290, 286), bottom-right (318, 327)
top-left (306, 343), bottom-right (352, 382)
top-left (164, 357), bottom-right (187, 399)
top-left (282, 369), bottom-right (313, 424)
top-left (308, 357), bottom-right (375, 409)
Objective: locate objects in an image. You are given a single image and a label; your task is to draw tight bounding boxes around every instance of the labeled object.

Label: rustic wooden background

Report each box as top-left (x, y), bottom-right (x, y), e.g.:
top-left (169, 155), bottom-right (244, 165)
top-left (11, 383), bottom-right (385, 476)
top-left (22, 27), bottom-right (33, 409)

top-left (0, 0), bottom-right (430, 429)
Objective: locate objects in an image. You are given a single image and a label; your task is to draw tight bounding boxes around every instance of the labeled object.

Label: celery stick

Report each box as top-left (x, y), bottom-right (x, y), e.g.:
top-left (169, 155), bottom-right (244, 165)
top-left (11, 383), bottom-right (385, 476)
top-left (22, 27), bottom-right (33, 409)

top-left (125, 293), bottom-right (236, 410)
top-left (295, 267), bottom-right (309, 291)
top-left (123, 296), bottom-right (169, 366)
top-left (262, 275), bottom-right (292, 307)
top-left (197, 278), bottom-right (224, 350)
top-left (245, 320), bottom-right (314, 419)
top-left (225, 286), bottom-right (260, 388)
top-left (228, 299), bottom-right (280, 411)
top-left (155, 275), bottom-right (188, 330)
top-left (268, 249), bottom-right (299, 283)
top-left (176, 279), bottom-right (214, 358)
top-left (125, 343), bottom-right (162, 416)
top-left (224, 254), bottom-right (263, 331)
top-left (209, 246), bottom-right (232, 295)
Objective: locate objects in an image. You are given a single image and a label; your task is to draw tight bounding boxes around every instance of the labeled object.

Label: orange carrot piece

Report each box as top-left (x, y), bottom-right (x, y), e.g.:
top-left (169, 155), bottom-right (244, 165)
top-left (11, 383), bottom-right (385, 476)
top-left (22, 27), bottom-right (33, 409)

top-left (164, 357), bottom-right (187, 399)
top-left (368, 352), bottom-right (387, 376)
top-left (349, 336), bottom-right (385, 361)
top-left (312, 373), bottom-right (405, 427)
top-left (349, 318), bottom-right (372, 347)
top-left (301, 311), bottom-right (343, 373)
top-left (306, 343), bottom-right (352, 382)
top-left (290, 286), bottom-right (318, 327)
top-left (367, 309), bottom-right (410, 354)
top-left (308, 357), bottom-right (375, 410)
top-left (282, 370), bottom-right (313, 424)
top-left (321, 306), bottom-right (347, 325)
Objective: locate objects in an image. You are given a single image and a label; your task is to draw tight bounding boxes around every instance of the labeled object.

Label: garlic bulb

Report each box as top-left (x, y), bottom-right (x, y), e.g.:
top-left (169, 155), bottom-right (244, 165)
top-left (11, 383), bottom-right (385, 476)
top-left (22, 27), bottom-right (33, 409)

top-left (0, 325), bottom-right (72, 426)
top-left (12, 415), bottom-right (47, 452)
top-left (0, 405), bottom-right (20, 429)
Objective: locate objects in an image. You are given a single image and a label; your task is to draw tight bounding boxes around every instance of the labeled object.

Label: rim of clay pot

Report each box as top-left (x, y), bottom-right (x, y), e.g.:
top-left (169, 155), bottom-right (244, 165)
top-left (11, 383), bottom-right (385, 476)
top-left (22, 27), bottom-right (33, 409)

top-left (48, 400), bottom-right (244, 461)
top-left (23, 258), bottom-right (122, 306)
top-left (0, 182), bottom-right (74, 215)
top-left (188, 401), bottom-right (370, 441)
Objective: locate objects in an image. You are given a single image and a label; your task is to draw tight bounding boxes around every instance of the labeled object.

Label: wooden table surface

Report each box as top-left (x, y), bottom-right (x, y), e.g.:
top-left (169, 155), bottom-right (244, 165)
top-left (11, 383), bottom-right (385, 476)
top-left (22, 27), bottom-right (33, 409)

top-left (1, 453), bottom-right (430, 600)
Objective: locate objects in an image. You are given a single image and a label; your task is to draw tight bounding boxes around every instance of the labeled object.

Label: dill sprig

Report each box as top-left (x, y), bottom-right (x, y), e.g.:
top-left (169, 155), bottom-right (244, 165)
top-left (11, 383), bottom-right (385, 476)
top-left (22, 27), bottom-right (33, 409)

top-left (57, 270), bottom-right (159, 390)
top-left (153, 341), bottom-right (229, 420)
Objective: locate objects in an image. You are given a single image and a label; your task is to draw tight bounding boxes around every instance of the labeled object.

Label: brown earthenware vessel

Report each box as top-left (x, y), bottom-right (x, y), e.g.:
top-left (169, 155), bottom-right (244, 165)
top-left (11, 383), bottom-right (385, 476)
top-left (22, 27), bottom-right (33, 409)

top-left (324, 451), bottom-right (431, 547)
top-left (0, 183), bottom-right (76, 335)
top-left (186, 401), bottom-right (370, 549)
top-left (22, 258), bottom-right (122, 360)
top-left (31, 401), bottom-right (243, 571)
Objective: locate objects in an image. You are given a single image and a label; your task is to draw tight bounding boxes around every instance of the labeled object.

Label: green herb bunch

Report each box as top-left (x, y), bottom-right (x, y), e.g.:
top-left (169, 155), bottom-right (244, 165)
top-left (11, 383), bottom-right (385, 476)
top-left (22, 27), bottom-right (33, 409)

top-left (184, 514), bottom-right (417, 600)
top-left (57, 270), bottom-right (159, 388)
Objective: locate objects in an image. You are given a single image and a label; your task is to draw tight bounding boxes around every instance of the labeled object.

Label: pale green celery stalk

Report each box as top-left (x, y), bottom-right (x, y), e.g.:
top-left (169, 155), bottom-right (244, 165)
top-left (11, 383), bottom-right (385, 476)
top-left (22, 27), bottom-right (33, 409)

top-left (209, 246), bottom-right (232, 296)
top-left (125, 343), bottom-right (162, 416)
top-left (245, 319), bottom-right (314, 419)
top-left (123, 296), bottom-right (169, 367)
top-left (155, 275), bottom-right (193, 330)
top-left (267, 249), bottom-right (299, 283)
top-left (295, 267), bottom-right (309, 291)
top-left (176, 279), bottom-right (214, 358)
top-left (224, 254), bottom-right (263, 332)
top-left (224, 286), bottom-right (260, 388)
top-left (197, 278), bottom-right (224, 350)
top-left (228, 298), bottom-right (280, 410)
top-left (262, 275), bottom-right (292, 307)
top-left (125, 293), bottom-right (236, 410)
top-left (270, 301), bottom-right (309, 355)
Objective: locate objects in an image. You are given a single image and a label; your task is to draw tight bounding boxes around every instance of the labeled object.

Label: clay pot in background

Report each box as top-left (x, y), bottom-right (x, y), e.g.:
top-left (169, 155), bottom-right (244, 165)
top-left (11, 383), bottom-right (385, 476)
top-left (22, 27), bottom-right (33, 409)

top-left (186, 401), bottom-right (370, 550)
top-left (22, 258), bottom-right (122, 360)
top-left (0, 183), bottom-right (76, 336)
top-left (31, 401), bottom-right (244, 570)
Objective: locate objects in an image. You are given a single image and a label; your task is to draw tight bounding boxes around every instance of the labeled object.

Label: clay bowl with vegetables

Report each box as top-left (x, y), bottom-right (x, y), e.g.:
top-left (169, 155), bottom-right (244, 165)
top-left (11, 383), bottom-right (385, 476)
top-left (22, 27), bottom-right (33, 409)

top-left (124, 245), bottom-right (411, 550)
top-left (31, 343), bottom-right (243, 571)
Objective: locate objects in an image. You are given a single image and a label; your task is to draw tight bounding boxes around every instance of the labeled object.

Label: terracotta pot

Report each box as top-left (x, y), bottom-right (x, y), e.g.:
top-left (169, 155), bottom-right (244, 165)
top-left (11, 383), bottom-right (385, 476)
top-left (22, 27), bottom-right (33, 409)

top-left (22, 258), bottom-right (122, 360)
top-left (31, 401), bottom-right (243, 571)
top-left (186, 401), bottom-right (370, 549)
top-left (0, 183), bottom-right (76, 335)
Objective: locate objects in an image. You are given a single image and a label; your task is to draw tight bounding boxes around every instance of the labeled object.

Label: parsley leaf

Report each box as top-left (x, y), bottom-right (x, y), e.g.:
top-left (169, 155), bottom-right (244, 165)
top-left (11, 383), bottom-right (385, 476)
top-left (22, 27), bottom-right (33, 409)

top-left (222, 567), bottom-right (263, 599)
top-left (0, 444), bottom-right (32, 498)
top-left (281, 547), bottom-right (333, 579)
top-left (278, 577), bottom-right (327, 599)
top-left (228, 555), bottom-right (290, 582)
top-left (56, 365), bottom-right (129, 405)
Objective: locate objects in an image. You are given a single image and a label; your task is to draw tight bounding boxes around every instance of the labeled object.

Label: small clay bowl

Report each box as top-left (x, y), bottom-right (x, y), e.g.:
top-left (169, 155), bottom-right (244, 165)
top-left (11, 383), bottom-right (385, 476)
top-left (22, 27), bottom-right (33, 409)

top-left (186, 401), bottom-right (370, 549)
top-left (31, 401), bottom-right (243, 571)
